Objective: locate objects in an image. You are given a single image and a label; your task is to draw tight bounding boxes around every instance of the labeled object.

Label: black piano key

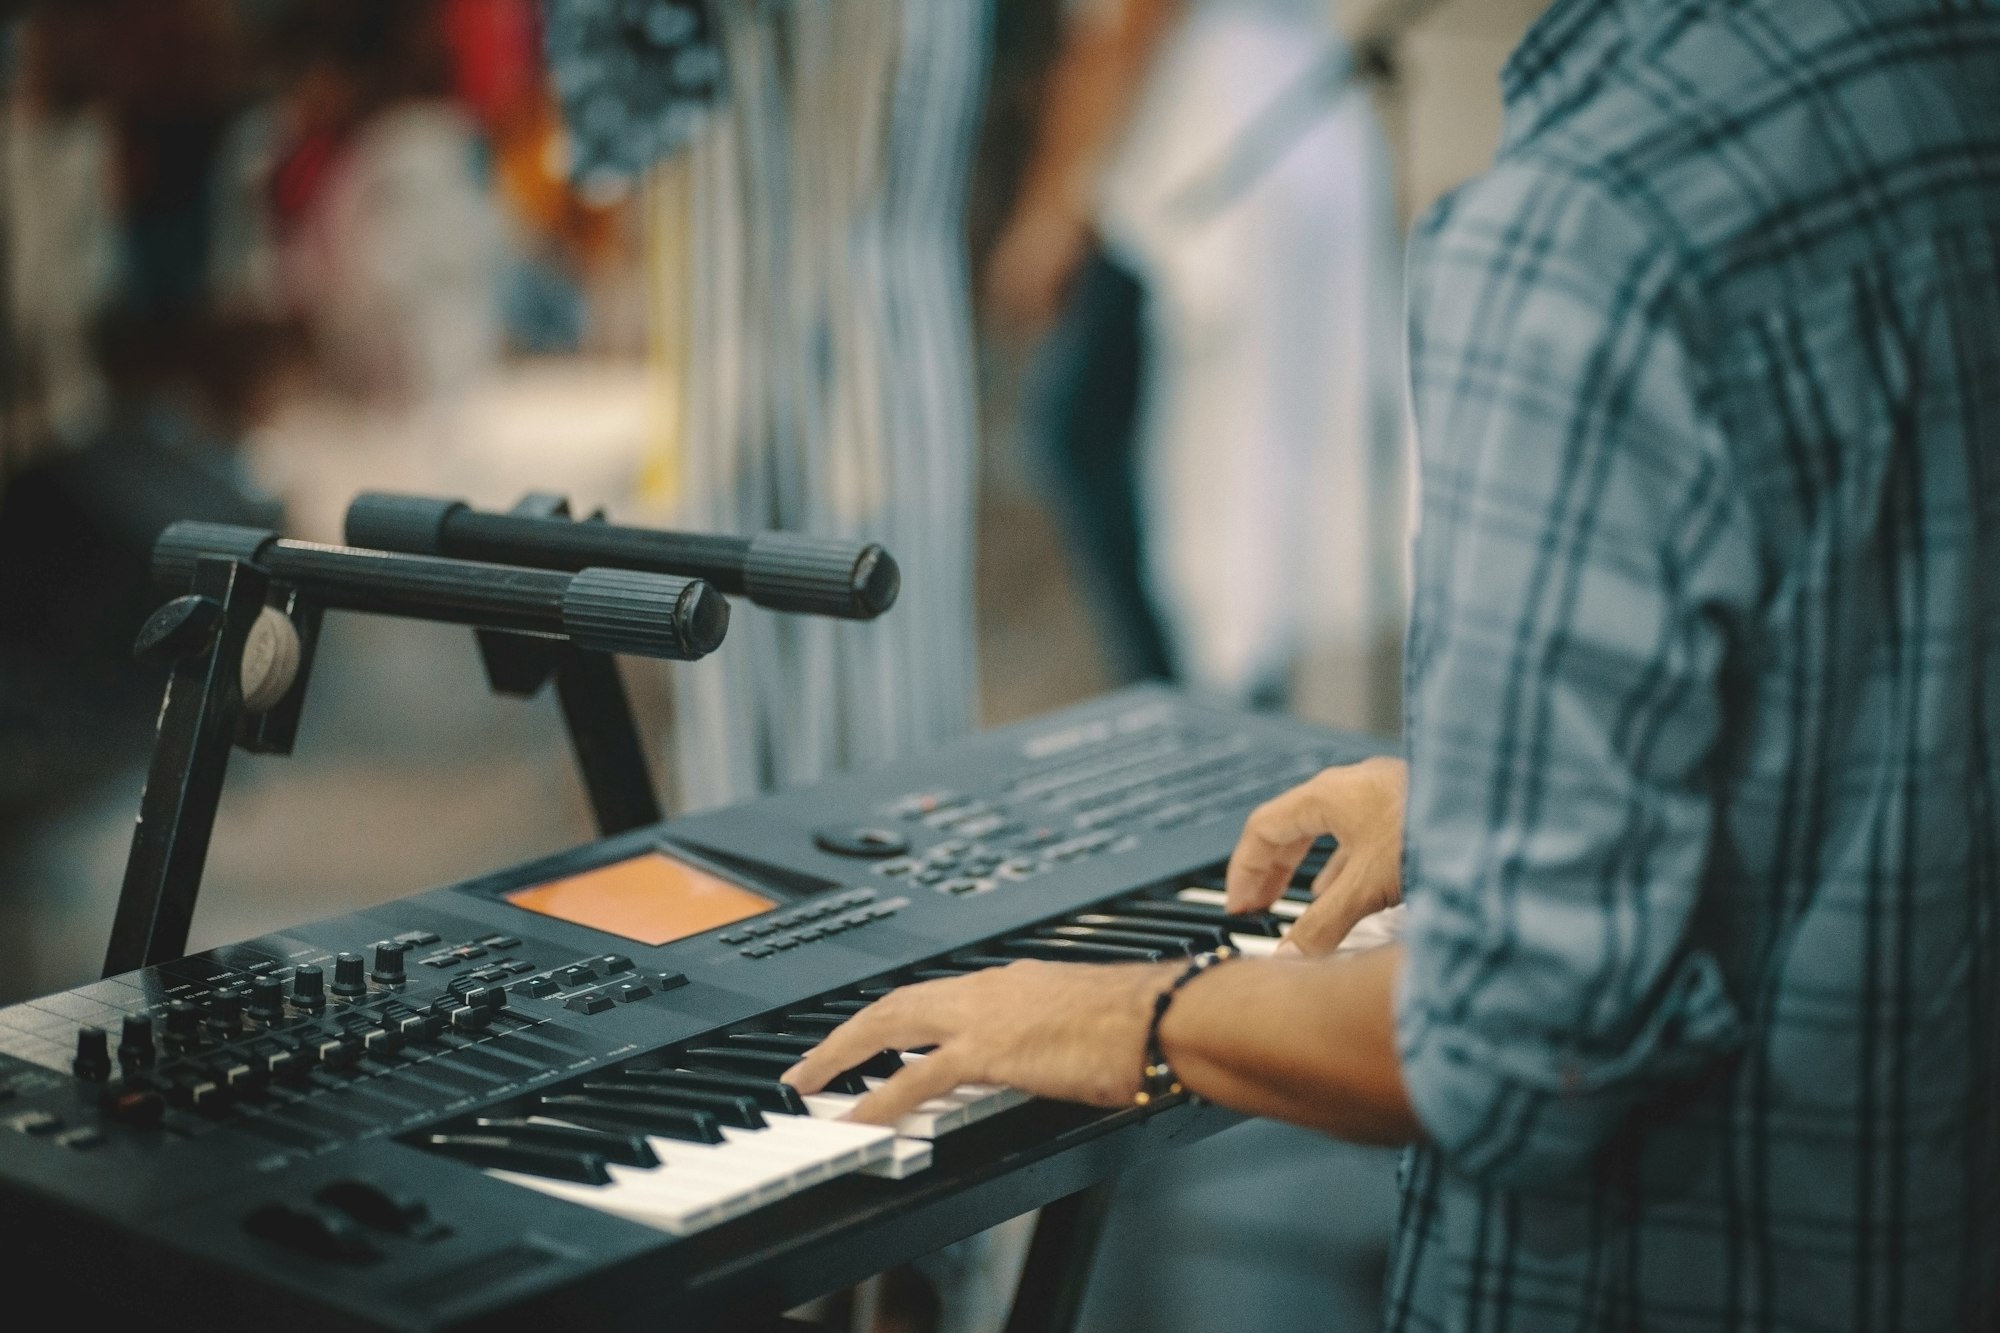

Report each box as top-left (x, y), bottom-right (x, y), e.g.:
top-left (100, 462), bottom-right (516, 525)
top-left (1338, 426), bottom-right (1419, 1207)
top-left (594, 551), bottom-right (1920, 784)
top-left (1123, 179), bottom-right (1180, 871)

top-left (1117, 899), bottom-right (1288, 938)
top-left (999, 938), bottom-right (1167, 964)
top-left (470, 1117), bottom-right (660, 1168)
top-left (422, 1133), bottom-right (611, 1186)
top-left (851, 984), bottom-right (898, 1000)
top-left (584, 1072), bottom-right (768, 1128)
top-left (612, 1066), bottom-right (808, 1116)
top-left (817, 998), bottom-right (874, 1014)
top-left (728, 1032), bottom-right (905, 1080)
top-left (680, 1047), bottom-right (868, 1096)
top-left (577, 1081), bottom-right (768, 1130)
top-left (538, 1094), bottom-right (726, 1144)
top-left (1281, 886), bottom-right (1317, 905)
top-left (1036, 924), bottom-right (1197, 955)
top-left (1067, 913), bottom-right (1232, 951)
top-left (774, 1012), bottom-right (849, 1033)
top-left (939, 955), bottom-right (1023, 973)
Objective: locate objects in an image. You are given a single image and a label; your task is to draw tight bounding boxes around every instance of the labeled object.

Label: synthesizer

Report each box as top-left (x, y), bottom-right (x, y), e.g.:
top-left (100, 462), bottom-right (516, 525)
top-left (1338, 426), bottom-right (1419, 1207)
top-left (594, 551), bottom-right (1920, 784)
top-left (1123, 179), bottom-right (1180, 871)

top-left (0, 687), bottom-right (1391, 1330)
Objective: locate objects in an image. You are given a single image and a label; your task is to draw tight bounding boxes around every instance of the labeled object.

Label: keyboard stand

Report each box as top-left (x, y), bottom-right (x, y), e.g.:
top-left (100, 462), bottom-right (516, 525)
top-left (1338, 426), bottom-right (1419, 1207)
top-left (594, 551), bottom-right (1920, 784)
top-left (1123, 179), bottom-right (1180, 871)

top-left (670, 1095), bottom-right (1239, 1329)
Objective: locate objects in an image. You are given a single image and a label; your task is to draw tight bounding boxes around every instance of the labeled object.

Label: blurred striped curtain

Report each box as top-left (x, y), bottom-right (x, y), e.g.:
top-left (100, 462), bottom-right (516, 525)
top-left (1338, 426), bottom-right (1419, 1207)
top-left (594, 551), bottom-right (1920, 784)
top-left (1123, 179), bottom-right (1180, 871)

top-left (653, 0), bottom-right (992, 809)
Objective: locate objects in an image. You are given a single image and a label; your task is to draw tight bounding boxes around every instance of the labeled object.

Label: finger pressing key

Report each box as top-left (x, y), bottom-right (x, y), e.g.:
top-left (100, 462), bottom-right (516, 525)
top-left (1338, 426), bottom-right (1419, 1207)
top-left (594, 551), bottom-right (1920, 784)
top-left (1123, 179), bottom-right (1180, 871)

top-left (843, 1050), bottom-right (967, 1126)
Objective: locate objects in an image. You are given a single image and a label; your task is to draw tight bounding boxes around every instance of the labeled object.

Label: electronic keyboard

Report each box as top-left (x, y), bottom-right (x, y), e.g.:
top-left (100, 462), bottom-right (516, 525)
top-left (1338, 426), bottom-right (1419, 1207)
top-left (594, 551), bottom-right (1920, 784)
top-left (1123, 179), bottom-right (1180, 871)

top-left (0, 686), bottom-right (1392, 1330)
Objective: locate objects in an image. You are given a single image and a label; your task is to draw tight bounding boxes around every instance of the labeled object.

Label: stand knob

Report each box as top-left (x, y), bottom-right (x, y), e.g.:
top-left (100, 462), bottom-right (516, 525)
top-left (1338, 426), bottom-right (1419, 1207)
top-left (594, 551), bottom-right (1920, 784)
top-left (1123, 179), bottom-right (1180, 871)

top-left (331, 953), bottom-right (368, 997)
top-left (73, 1027), bottom-right (111, 1081)
top-left (118, 1015), bottom-right (156, 1070)
top-left (371, 942), bottom-right (409, 986)
top-left (291, 964), bottom-right (326, 1010)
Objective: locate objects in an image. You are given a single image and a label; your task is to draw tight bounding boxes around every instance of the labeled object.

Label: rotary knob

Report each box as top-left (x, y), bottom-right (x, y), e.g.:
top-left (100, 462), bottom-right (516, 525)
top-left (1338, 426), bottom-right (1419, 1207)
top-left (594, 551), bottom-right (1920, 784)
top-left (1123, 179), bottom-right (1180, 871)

top-left (330, 953), bottom-right (368, 998)
top-left (291, 964), bottom-right (325, 1011)
top-left (206, 989), bottom-right (243, 1035)
top-left (249, 974), bottom-right (286, 1020)
top-left (370, 941), bottom-right (409, 986)
top-left (118, 1015), bottom-right (156, 1070)
top-left (164, 1000), bottom-right (202, 1043)
top-left (73, 1027), bottom-right (111, 1082)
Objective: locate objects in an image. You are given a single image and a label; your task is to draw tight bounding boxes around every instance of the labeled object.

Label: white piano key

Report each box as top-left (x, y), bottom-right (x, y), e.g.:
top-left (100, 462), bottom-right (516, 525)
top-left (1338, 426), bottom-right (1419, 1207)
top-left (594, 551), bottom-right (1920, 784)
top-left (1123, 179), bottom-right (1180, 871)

top-left (496, 1112), bottom-right (900, 1237)
top-left (1176, 886), bottom-right (1304, 919)
top-left (1228, 933), bottom-right (1284, 958)
top-left (862, 1136), bottom-right (934, 1180)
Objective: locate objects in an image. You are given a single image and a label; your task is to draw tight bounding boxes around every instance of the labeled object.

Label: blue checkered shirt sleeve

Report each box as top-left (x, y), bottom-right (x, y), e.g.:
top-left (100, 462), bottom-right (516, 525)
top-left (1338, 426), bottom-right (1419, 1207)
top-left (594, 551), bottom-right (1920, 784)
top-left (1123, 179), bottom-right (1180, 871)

top-left (1395, 161), bottom-right (1761, 1187)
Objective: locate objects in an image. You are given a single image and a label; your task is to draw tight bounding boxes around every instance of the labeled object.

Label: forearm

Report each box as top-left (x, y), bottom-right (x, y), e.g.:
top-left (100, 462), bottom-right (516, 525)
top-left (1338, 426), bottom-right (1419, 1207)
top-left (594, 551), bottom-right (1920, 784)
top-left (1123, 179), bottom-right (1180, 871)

top-left (1158, 944), bottom-right (1419, 1145)
top-left (1014, 0), bottom-right (1184, 219)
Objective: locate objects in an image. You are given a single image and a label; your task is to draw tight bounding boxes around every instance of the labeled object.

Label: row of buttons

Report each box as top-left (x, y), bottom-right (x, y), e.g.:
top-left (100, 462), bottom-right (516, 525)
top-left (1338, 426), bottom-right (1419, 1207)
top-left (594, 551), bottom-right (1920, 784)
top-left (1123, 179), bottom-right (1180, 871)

top-left (559, 974), bottom-right (685, 1015)
top-left (511, 953), bottom-right (636, 998)
top-left (415, 933), bottom-right (522, 970)
top-left (717, 889), bottom-right (878, 946)
top-left (739, 898), bottom-right (906, 959)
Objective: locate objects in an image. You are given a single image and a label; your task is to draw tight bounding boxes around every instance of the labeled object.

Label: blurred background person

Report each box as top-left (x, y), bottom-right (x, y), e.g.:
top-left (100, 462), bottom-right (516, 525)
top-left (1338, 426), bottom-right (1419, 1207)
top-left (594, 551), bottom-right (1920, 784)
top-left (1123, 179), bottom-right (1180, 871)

top-left (987, 0), bottom-right (1406, 728)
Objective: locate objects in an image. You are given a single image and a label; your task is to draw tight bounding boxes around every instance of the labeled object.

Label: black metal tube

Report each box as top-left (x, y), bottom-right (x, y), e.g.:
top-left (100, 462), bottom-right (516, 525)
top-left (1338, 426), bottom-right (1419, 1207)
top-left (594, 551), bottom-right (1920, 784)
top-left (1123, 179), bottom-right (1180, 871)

top-left (343, 491), bottom-right (900, 620)
top-left (151, 522), bottom-right (728, 661)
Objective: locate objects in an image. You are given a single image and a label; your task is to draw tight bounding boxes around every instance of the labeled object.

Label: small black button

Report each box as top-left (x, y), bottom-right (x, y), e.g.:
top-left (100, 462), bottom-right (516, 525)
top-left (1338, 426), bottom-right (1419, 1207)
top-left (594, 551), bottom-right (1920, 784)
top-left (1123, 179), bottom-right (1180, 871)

top-left (422, 956), bottom-right (457, 969)
top-left (503, 960), bottom-right (536, 974)
top-left (396, 931), bottom-right (441, 947)
top-left (54, 1127), bottom-right (106, 1151)
top-left (814, 824), bottom-right (912, 858)
top-left (9, 1111), bottom-right (61, 1135)
top-left (771, 937), bottom-right (800, 951)
top-left (719, 931), bottom-right (750, 945)
top-left (469, 967), bottom-right (508, 984)
top-left (612, 983), bottom-right (653, 1003)
top-left (651, 971), bottom-right (688, 993)
top-left (557, 965), bottom-right (597, 986)
top-left (242, 1202), bottom-right (382, 1264)
top-left (451, 946), bottom-right (488, 961)
top-left (565, 994), bottom-right (615, 1015)
top-left (487, 937), bottom-right (522, 949)
top-left (743, 947), bottom-right (774, 959)
top-left (599, 955), bottom-right (635, 974)
top-left (519, 977), bottom-right (560, 998)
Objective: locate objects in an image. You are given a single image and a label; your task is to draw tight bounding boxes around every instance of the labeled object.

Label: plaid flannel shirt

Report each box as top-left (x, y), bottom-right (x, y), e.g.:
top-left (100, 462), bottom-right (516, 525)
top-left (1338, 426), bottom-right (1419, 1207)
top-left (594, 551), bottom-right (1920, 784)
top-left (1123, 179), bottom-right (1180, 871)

top-left (1388, 1), bottom-right (2000, 1328)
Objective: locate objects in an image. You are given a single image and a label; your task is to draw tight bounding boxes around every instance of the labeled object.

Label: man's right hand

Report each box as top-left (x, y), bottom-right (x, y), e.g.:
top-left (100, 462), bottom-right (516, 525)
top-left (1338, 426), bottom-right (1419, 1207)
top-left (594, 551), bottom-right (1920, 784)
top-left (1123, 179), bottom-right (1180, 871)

top-left (1224, 757), bottom-right (1408, 957)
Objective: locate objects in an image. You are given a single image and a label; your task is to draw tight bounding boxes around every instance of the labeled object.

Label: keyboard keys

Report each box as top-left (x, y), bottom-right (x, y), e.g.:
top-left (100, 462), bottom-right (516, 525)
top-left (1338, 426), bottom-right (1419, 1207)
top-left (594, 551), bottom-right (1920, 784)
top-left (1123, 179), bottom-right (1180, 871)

top-left (612, 1066), bottom-right (808, 1116)
top-left (577, 1081), bottom-right (768, 1130)
top-left (470, 1117), bottom-right (660, 1168)
top-left (423, 1133), bottom-right (611, 1185)
top-left (680, 1047), bottom-right (870, 1096)
top-left (537, 1095), bottom-right (726, 1144)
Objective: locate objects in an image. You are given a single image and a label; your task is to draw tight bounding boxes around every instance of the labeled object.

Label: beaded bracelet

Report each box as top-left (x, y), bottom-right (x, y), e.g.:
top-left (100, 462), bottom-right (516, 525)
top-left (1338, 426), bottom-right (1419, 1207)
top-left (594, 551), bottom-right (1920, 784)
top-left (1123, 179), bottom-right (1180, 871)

top-left (1135, 947), bottom-right (1236, 1106)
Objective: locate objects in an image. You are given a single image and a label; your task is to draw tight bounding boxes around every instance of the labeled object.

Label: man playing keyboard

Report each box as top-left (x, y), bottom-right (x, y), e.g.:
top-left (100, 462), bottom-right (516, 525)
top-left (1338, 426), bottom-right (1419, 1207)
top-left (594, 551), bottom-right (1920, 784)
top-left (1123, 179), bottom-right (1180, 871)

top-left (786, 1), bottom-right (2000, 1328)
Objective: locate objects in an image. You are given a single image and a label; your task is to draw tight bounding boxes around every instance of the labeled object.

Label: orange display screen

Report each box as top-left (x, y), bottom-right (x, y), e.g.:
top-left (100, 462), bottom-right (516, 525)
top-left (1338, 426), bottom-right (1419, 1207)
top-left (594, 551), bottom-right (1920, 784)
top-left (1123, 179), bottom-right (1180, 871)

top-left (501, 851), bottom-right (774, 946)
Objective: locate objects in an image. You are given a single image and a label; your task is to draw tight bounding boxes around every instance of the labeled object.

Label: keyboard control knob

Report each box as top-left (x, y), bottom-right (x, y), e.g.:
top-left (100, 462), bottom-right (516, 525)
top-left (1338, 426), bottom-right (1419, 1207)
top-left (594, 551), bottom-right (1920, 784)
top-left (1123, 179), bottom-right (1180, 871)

top-left (370, 942), bottom-right (409, 986)
top-left (331, 953), bottom-right (368, 998)
top-left (117, 1015), bottom-right (156, 1070)
top-left (73, 1027), bottom-right (111, 1082)
top-left (164, 1001), bottom-right (202, 1043)
top-left (249, 975), bottom-right (286, 1020)
top-left (207, 990), bottom-right (243, 1035)
top-left (291, 964), bottom-right (326, 1010)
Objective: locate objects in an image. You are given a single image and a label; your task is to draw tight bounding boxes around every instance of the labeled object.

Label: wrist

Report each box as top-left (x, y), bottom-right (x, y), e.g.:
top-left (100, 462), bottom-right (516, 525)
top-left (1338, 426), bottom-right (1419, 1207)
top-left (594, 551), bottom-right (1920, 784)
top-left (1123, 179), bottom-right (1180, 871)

top-left (1135, 949), bottom-right (1236, 1105)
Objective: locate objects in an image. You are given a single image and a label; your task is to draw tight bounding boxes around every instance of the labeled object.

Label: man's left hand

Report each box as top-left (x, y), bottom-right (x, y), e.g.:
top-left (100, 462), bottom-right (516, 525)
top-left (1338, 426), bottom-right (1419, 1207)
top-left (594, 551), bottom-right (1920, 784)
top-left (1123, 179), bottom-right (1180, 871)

top-left (780, 960), bottom-right (1176, 1126)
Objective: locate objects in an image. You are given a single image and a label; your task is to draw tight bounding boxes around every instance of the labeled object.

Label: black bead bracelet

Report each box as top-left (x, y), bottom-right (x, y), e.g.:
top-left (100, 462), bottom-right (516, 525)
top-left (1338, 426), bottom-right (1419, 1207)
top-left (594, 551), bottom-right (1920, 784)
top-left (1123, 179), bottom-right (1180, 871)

top-left (1135, 947), bottom-right (1236, 1106)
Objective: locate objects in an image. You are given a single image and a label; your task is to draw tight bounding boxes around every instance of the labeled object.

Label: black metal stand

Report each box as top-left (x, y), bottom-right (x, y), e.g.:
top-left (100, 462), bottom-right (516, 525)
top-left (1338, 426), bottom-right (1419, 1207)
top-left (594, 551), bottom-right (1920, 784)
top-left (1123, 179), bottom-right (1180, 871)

top-left (104, 495), bottom-right (668, 977)
top-left (1003, 1183), bottom-right (1117, 1333)
top-left (470, 492), bottom-right (662, 835)
top-left (103, 555), bottom-right (271, 976)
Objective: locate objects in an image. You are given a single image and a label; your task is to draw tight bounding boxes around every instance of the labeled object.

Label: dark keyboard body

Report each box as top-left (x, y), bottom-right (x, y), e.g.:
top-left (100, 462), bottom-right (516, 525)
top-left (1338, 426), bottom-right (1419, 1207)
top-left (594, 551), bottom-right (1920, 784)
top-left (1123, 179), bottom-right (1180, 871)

top-left (0, 686), bottom-right (1388, 1330)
